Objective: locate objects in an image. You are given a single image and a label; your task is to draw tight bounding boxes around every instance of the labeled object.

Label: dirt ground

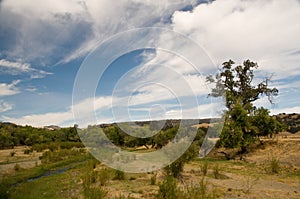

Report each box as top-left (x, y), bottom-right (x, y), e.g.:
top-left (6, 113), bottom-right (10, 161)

top-left (0, 146), bottom-right (42, 175)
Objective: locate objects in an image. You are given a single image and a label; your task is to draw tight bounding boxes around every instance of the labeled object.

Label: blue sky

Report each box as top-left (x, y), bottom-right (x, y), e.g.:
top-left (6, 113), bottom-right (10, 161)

top-left (0, 0), bottom-right (300, 127)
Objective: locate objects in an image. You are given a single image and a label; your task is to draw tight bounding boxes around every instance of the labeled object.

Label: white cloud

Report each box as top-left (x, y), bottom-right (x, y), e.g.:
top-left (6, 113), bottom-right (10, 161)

top-left (171, 0), bottom-right (300, 76)
top-left (0, 100), bottom-right (13, 113)
top-left (0, 0), bottom-right (199, 64)
top-left (0, 59), bottom-right (31, 72)
top-left (0, 59), bottom-right (52, 78)
top-left (2, 111), bottom-right (74, 127)
top-left (0, 80), bottom-right (20, 96)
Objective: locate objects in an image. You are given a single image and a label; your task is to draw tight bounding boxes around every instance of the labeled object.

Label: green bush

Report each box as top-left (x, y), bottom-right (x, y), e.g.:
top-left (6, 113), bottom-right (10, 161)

top-left (113, 169), bottom-right (125, 180)
top-left (164, 142), bottom-right (199, 178)
top-left (0, 179), bottom-right (10, 199)
top-left (157, 176), bottom-right (178, 199)
top-left (23, 148), bottom-right (33, 154)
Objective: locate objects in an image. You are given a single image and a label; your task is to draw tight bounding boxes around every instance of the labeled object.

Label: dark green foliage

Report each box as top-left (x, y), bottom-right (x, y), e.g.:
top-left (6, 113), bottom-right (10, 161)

top-left (23, 148), bottom-right (33, 154)
top-left (0, 122), bottom-right (81, 149)
top-left (0, 178), bottom-right (10, 199)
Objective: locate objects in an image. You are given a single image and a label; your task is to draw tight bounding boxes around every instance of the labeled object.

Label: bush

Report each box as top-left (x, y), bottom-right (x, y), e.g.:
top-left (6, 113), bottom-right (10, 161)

top-left (113, 169), bottom-right (125, 180)
top-left (23, 148), bottom-right (33, 154)
top-left (0, 179), bottom-right (10, 199)
top-left (83, 171), bottom-right (107, 199)
top-left (157, 176), bottom-right (178, 199)
top-left (269, 157), bottom-right (280, 174)
top-left (164, 142), bottom-right (199, 178)
top-left (14, 163), bottom-right (22, 171)
top-left (150, 173), bottom-right (157, 185)
top-left (10, 151), bottom-right (16, 157)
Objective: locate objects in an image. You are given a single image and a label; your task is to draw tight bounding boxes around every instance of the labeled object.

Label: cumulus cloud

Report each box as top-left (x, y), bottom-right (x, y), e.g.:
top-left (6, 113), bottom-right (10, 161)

top-left (171, 0), bottom-right (300, 76)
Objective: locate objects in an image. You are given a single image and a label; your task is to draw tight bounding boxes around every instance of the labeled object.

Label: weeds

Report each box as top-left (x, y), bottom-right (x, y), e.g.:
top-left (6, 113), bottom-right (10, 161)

top-left (182, 178), bottom-right (216, 199)
top-left (213, 164), bottom-right (221, 179)
top-left (98, 169), bottom-right (110, 186)
top-left (200, 161), bottom-right (208, 176)
top-left (83, 170), bottom-right (107, 199)
top-left (150, 173), bottom-right (157, 185)
top-left (83, 185), bottom-right (107, 199)
top-left (269, 157), bottom-right (280, 174)
top-left (243, 176), bottom-right (259, 194)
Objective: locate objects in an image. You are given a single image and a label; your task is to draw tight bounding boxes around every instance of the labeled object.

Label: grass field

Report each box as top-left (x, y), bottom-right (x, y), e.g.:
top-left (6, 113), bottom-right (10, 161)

top-left (0, 136), bottom-right (299, 199)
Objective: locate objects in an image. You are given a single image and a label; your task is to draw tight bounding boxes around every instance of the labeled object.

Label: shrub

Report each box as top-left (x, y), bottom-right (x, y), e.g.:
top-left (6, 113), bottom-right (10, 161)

top-left (113, 169), bottom-right (125, 180)
top-left (157, 176), bottom-right (178, 199)
top-left (0, 179), bottom-right (10, 199)
top-left (14, 163), bottom-right (21, 171)
top-left (269, 157), bottom-right (280, 174)
top-left (83, 187), bottom-right (107, 199)
top-left (10, 151), bottom-right (15, 157)
top-left (164, 142), bottom-right (199, 178)
top-left (150, 173), bottom-right (157, 185)
top-left (23, 148), bottom-right (33, 154)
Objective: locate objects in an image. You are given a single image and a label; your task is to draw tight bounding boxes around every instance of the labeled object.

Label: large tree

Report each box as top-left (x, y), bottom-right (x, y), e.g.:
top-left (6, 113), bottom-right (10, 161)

top-left (207, 60), bottom-right (281, 151)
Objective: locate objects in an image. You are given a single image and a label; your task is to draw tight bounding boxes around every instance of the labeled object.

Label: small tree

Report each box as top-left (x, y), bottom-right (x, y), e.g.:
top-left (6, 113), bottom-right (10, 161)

top-left (207, 60), bottom-right (281, 151)
top-left (164, 142), bottom-right (199, 178)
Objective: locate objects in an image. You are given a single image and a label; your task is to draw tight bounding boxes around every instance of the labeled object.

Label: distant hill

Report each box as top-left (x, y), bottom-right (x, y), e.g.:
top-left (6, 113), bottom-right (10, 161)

top-left (274, 113), bottom-right (300, 133)
top-left (98, 118), bottom-right (221, 130)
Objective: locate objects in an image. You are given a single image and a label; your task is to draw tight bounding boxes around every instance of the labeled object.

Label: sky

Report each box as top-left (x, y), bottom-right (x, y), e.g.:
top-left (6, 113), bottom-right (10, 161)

top-left (0, 0), bottom-right (300, 127)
